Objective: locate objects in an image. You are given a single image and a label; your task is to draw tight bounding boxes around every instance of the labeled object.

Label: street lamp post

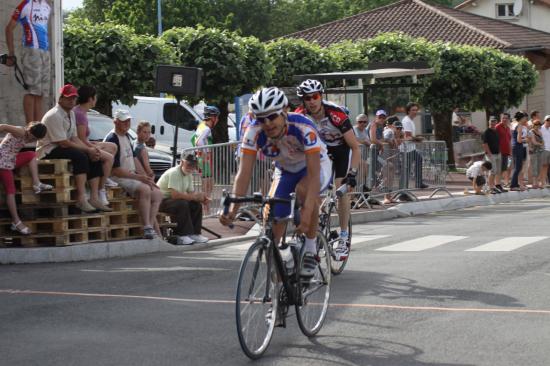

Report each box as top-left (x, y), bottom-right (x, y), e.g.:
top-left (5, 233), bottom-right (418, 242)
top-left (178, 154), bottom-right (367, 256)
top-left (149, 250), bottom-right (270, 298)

top-left (157, 0), bottom-right (163, 36)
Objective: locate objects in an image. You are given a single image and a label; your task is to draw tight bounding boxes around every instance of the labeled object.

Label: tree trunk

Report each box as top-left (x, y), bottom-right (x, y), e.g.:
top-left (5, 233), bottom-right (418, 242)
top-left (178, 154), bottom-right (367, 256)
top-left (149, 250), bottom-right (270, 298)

top-left (212, 101), bottom-right (229, 144)
top-left (432, 110), bottom-right (455, 167)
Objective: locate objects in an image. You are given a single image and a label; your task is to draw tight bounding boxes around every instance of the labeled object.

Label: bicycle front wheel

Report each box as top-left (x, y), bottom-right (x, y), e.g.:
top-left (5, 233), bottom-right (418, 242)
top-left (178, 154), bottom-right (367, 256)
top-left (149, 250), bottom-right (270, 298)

top-left (296, 231), bottom-right (331, 337)
top-left (235, 240), bottom-right (278, 359)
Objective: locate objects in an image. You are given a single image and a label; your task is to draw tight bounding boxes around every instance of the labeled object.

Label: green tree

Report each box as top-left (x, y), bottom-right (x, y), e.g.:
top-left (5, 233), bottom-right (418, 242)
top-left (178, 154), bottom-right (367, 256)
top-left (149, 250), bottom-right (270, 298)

top-left (162, 26), bottom-right (273, 142)
top-left (266, 38), bottom-right (337, 87)
top-left (63, 19), bottom-right (176, 116)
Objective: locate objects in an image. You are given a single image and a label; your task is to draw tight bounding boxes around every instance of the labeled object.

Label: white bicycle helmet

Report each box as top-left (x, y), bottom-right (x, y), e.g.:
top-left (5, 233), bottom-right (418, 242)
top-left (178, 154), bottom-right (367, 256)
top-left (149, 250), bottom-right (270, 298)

top-left (248, 87), bottom-right (288, 117)
top-left (296, 79), bottom-right (324, 97)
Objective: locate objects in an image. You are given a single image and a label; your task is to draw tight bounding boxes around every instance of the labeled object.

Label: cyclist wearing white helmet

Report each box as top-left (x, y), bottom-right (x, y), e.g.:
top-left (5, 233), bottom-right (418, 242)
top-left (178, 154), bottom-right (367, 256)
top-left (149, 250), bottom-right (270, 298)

top-left (220, 87), bottom-right (332, 277)
top-left (295, 79), bottom-right (360, 261)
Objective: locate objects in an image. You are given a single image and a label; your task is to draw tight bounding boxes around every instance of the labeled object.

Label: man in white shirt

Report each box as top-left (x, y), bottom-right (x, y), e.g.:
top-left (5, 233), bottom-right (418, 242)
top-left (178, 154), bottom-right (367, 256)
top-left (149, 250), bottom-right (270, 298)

top-left (401, 102), bottom-right (428, 189)
top-left (104, 110), bottom-right (163, 239)
top-left (539, 115), bottom-right (550, 187)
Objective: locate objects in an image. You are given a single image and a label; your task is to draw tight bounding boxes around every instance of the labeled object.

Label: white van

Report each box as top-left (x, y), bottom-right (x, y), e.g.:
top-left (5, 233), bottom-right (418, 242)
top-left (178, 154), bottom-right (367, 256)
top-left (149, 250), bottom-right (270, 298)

top-left (113, 97), bottom-right (238, 155)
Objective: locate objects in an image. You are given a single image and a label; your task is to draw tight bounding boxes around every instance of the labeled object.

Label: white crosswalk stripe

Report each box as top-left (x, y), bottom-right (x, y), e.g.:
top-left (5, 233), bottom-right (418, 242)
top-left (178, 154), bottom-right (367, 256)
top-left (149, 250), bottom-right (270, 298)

top-left (375, 235), bottom-right (468, 252)
top-left (466, 236), bottom-right (549, 252)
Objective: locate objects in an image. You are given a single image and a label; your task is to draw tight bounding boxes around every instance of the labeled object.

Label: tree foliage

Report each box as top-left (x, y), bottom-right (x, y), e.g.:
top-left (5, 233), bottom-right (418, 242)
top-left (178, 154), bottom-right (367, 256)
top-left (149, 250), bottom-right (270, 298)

top-left (63, 19), bottom-right (176, 115)
top-left (162, 26), bottom-right (273, 141)
top-left (73, 0), bottom-right (454, 40)
top-left (266, 38), bottom-right (337, 86)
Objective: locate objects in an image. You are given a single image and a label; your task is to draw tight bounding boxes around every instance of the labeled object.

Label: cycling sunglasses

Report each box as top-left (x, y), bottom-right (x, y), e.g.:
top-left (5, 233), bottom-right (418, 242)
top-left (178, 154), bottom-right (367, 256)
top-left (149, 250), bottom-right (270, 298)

top-left (357, 120), bottom-right (368, 124)
top-left (256, 113), bottom-right (280, 124)
top-left (303, 93), bottom-right (321, 101)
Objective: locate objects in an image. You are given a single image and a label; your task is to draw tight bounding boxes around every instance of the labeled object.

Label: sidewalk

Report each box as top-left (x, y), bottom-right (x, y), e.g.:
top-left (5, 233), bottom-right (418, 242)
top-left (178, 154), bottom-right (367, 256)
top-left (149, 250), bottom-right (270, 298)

top-left (2, 173), bottom-right (549, 264)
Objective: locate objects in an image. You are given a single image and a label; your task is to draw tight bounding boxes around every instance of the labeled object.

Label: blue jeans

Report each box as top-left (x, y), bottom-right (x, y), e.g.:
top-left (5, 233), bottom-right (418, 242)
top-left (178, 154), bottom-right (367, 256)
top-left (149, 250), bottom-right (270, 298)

top-left (510, 145), bottom-right (526, 188)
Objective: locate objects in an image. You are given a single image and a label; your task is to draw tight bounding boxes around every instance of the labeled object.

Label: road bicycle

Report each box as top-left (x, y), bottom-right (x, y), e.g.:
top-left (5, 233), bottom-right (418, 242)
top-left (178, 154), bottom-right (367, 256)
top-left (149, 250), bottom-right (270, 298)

top-left (222, 191), bottom-right (331, 359)
top-left (320, 184), bottom-right (352, 275)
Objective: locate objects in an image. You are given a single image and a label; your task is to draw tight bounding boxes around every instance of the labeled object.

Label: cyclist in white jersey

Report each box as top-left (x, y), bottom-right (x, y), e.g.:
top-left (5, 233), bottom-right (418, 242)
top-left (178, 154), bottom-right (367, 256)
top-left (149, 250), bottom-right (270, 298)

top-left (295, 79), bottom-right (360, 260)
top-left (220, 87), bottom-right (332, 277)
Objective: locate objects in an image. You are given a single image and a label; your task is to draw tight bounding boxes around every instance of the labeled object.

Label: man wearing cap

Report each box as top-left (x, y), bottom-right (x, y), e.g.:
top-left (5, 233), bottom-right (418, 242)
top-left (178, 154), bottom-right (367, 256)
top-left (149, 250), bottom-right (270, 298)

top-left (36, 84), bottom-right (106, 213)
top-left (539, 115), bottom-right (550, 187)
top-left (368, 110), bottom-right (387, 153)
top-left (157, 151), bottom-right (210, 245)
top-left (105, 109), bottom-right (163, 239)
top-left (191, 106), bottom-right (220, 212)
top-left (5, 0), bottom-right (52, 123)
top-left (481, 116), bottom-right (502, 194)
top-left (401, 102), bottom-right (428, 189)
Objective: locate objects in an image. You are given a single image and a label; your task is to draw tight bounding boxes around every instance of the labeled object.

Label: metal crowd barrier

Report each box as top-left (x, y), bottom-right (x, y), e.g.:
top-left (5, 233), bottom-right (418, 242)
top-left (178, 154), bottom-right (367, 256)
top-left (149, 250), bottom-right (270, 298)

top-left (180, 139), bottom-right (450, 219)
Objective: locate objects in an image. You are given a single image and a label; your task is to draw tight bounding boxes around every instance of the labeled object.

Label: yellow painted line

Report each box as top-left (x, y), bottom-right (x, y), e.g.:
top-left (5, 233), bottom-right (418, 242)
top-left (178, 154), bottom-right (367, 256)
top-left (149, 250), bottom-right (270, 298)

top-left (1, 289), bottom-right (550, 315)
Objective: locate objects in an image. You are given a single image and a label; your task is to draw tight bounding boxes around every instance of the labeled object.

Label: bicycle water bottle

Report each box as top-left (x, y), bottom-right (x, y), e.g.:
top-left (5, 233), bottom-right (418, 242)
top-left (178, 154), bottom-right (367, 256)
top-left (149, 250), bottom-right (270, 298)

top-left (280, 244), bottom-right (294, 274)
top-left (336, 184), bottom-right (348, 198)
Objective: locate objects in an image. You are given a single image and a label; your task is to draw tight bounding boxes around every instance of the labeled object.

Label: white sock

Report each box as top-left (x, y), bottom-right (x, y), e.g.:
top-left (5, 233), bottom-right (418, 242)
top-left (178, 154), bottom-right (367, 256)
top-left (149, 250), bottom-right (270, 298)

top-left (304, 237), bottom-right (317, 254)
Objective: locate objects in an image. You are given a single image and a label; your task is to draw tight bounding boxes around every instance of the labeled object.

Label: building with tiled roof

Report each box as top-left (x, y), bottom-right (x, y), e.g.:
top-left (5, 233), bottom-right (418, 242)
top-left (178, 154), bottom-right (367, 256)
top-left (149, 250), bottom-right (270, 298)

top-left (283, 0), bottom-right (550, 121)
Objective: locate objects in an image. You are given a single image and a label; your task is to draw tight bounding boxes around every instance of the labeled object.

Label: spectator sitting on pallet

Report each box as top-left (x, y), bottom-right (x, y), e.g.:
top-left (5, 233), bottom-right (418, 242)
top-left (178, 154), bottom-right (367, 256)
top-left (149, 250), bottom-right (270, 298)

top-left (105, 110), bottom-right (163, 240)
top-left (36, 84), bottom-right (109, 213)
top-left (0, 122), bottom-right (52, 234)
top-left (466, 160), bottom-right (492, 195)
top-left (157, 151), bottom-right (210, 245)
top-left (134, 121), bottom-right (154, 179)
top-left (74, 85), bottom-right (118, 207)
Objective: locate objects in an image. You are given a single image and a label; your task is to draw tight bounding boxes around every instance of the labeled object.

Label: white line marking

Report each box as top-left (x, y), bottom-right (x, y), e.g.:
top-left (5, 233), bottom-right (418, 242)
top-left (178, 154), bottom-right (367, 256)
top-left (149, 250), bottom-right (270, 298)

top-left (81, 266), bottom-right (228, 273)
top-left (351, 234), bottom-right (390, 245)
top-left (466, 237), bottom-right (548, 252)
top-left (376, 235), bottom-right (468, 252)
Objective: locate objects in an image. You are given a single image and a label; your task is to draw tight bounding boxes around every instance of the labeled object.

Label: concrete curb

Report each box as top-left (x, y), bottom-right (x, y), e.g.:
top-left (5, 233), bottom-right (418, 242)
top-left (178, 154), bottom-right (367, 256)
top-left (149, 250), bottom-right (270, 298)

top-left (2, 190), bottom-right (548, 264)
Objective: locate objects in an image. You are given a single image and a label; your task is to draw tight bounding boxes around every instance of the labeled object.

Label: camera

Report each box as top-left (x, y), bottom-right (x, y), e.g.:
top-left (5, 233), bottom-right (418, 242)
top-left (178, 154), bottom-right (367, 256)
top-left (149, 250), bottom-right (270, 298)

top-left (0, 54), bottom-right (15, 65)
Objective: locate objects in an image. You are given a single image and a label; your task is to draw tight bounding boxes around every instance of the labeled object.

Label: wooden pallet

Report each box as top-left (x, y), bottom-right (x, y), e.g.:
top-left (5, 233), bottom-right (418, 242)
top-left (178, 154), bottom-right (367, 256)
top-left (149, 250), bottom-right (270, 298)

top-left (0, 203), bottom-right (67, 220)
top-left (19, 189), bottom-right (74, 204)
top-left (0, 230), bottom-right (85, 247)
top-left (107, 187), bottom-right (128, 200)
top-left (106, 225), bottom-right (128, 241)
top-left (0, 214), bottom-right (107, 236)
top-left (15, 174), bottom-right (73, 190)
top-left (37, 159), bottom-right (72, 175)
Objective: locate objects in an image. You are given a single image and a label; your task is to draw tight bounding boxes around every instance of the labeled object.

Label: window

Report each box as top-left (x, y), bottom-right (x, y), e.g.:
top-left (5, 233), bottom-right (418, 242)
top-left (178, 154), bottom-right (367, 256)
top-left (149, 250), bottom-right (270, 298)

top-left (496, 3), bottom-right (515, 18)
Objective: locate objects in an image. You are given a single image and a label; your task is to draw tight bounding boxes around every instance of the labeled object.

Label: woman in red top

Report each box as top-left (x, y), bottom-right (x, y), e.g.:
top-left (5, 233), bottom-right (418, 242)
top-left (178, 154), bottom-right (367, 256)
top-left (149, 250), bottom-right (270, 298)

top-left (495, 112), bottom-right (512, 190)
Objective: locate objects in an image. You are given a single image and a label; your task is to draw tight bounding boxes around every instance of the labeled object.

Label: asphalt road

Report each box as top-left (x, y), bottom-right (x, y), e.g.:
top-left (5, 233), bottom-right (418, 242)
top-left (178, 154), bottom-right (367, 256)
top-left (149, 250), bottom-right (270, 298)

top-left (1, 199), bottom-right (550, 366)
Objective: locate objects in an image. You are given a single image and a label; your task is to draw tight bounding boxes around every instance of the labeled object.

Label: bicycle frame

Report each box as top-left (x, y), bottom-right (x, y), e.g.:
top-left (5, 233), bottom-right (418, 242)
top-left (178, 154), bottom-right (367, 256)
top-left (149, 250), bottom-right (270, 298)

top-left (222, 192), bottom-right (303, 306)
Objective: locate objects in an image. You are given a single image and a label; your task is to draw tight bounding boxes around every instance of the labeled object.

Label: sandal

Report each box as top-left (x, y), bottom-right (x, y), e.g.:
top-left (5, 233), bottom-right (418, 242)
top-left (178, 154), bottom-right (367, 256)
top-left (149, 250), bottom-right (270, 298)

top-left (11, 221), bottom-right (32, 235)
top-left (33, 182), bottom-right (53, 194)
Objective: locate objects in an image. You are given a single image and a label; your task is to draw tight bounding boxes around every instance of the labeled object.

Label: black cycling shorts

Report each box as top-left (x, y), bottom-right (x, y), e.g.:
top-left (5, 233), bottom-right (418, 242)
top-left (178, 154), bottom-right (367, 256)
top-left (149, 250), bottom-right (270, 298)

top-left (327, 144), bottom-right (351, 179)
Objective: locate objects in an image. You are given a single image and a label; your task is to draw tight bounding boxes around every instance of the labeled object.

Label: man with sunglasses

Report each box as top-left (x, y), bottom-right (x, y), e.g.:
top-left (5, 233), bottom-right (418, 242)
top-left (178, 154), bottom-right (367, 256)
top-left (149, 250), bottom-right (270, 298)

top-left (220, 87), bottom-right (332, 278)
top-left (295, 79), bottom-right (360, 261)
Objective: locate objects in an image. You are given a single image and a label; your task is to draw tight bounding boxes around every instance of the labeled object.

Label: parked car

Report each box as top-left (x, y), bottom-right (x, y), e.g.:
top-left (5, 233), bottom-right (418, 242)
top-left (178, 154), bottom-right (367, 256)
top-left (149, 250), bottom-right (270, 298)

top-left (87, 110), bottom-right (173, 180)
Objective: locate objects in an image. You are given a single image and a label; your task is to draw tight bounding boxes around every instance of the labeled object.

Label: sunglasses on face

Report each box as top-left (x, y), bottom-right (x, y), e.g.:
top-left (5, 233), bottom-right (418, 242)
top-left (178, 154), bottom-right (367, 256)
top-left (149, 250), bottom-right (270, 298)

top-left (303, 93), bottom-right (321, 102)
top-left (357, 120), bottom-right (368, 124)
top-left (256, 113), bottom-right (280, 124)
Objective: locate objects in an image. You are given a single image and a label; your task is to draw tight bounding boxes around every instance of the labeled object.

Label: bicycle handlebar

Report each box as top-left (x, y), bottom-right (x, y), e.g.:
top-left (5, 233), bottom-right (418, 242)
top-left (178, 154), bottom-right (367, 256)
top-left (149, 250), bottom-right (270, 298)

top-left (221, 190), bottom-right (297, 229)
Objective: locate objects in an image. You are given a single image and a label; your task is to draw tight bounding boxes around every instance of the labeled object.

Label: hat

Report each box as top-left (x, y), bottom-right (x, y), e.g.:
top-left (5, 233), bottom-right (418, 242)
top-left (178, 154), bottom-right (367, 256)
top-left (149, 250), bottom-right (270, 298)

top-left (386, 116), bottom-right (399, 125)
top-left (181, 151), bottom-right (197, 164)
top-left (376, 109), bottom-right (387, 117)
top-left (394, 121), bottom-right (403, 128)
top-left (489, 116), bottom-right (498, 122)
top-left (544, 115), bottom-right (550, 121)
top-left (59, 84), bottom-right (78, 98)
top-left (113, 109), bottom-right (132, 121)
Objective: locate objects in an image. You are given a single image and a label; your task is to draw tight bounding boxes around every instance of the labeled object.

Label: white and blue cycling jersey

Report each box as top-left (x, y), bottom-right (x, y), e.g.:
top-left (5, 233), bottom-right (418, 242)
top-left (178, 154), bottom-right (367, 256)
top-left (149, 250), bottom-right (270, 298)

top-left (12, 0), bottom-right (51, 51)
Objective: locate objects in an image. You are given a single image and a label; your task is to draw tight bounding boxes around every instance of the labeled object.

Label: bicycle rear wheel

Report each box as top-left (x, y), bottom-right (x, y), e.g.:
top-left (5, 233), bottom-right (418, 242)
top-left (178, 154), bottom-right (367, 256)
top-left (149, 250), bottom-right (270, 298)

top-left (296, 231), bottom-right (331, 337)
top-left (327, 203), bottom-right (351, 275)
top-left (235, 240), bottom-right (278, 359)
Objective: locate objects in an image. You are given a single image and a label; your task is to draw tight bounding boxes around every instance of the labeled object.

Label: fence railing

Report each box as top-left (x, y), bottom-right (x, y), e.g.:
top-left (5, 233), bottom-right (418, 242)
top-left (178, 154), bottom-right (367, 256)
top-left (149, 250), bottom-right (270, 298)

top-left (180, 140), bottom-right (450, 218)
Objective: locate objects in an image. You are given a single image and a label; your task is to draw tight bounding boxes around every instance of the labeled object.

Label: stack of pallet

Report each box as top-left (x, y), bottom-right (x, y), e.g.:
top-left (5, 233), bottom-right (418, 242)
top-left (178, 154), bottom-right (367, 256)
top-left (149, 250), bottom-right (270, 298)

top-left (0, 159), bottom-right (171, 247)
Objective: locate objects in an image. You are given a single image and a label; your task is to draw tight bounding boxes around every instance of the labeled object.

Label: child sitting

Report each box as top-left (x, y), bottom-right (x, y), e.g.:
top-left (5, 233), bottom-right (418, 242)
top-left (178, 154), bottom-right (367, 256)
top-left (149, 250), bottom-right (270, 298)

top-left (135, 121), bottom-right (155, 179)
top-left (0, 122), bottom-right (53, 234)
top-left (466, 160), bottom-right (492, 195)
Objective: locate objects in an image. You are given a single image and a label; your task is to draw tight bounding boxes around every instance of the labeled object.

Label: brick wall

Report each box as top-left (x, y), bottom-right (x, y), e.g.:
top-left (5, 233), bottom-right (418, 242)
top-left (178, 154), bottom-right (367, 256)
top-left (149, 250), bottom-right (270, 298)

top-left (0, 0), bottom-right (55, 127)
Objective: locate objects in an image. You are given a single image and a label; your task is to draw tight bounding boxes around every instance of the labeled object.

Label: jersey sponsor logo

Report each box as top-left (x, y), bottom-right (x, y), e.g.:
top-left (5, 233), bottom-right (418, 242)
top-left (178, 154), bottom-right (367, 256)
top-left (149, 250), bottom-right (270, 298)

top-left (304, 131), bottom-right (317, 146)
top-left (263, 144), bottom-right (280, 157)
